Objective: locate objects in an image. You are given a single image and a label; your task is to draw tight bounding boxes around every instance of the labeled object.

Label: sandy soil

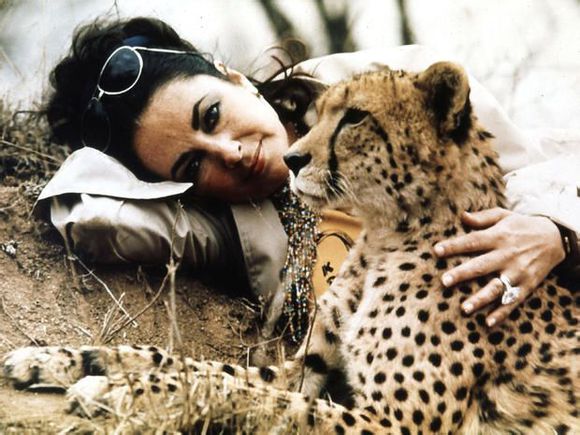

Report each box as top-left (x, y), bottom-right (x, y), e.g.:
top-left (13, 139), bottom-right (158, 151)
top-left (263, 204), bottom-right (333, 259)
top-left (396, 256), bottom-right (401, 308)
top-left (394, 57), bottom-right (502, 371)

top-left (0, 113), bottom-right (267, 432)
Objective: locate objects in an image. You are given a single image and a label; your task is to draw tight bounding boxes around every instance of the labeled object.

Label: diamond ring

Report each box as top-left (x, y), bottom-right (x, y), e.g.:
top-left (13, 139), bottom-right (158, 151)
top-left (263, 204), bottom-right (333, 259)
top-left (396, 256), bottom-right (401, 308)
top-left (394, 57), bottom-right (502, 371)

top-left (499, 274), bottom-right (521, 305)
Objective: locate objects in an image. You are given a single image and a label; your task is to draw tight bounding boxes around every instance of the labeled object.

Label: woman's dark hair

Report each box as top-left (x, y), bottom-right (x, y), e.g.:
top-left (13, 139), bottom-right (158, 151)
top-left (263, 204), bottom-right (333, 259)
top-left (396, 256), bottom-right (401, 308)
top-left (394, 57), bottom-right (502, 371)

top-left (46, 17), bottom-right (226, 179)
top-left (46, 16), bottom-right (316, 180)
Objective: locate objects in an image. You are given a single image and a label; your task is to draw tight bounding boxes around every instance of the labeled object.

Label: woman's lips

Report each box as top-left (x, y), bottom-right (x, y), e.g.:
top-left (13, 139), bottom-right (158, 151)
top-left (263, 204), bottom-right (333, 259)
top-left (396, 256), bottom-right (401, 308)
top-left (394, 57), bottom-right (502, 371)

top-left (244, 139), bottom-right (265, 180)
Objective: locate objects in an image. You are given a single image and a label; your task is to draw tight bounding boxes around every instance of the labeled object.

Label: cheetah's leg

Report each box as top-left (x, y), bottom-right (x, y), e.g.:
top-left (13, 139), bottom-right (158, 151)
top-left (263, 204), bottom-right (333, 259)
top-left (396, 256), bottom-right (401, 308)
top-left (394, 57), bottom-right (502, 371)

top-left (2, 344), bottom-right (184, 389)
top-left (3, 345), bottom-right (304, 418)
top-left (67, 368), bottom-right (386, 433)
top-left (3, 345), bottom-right (108, 389)
top-left (290, 239), bottom-right (370, 401)
top-left (3, 345), bottom-right (298, 393)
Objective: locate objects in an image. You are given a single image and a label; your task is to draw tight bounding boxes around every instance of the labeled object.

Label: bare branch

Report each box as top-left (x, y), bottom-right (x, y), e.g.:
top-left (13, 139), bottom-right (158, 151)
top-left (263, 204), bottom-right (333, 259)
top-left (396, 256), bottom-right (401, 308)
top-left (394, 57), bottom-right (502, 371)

top-left (104, 268), bottom-right (171, 344)
top-left (395, 0), bottom-right (416, 45)
top-left (1, 139), bottom-right (62, 164)
top-left (314, 0), bottom-right (356, 52)
top-left (73, 255), bottom-right (138, 328)
top-left (258, 0), bottom-right (295, 40)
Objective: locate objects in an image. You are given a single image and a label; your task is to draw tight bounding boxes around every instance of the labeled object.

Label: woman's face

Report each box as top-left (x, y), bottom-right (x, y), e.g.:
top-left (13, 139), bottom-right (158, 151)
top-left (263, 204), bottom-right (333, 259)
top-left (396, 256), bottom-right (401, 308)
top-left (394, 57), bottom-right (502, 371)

top-left (133, 72), bottom-right (290, 202)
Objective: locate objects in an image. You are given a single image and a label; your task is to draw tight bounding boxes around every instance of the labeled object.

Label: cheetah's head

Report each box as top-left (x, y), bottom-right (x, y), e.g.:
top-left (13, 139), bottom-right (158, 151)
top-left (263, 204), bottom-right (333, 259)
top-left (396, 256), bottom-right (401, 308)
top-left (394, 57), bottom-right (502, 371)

top-left (285, 62), bottom-right (500, 225)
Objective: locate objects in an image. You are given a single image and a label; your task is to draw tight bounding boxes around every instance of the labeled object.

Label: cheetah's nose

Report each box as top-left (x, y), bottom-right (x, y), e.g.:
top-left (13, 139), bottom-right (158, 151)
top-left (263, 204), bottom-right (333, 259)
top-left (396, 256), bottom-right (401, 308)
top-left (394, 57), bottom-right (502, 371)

top-left (283, 152), bottom-right (312, 177)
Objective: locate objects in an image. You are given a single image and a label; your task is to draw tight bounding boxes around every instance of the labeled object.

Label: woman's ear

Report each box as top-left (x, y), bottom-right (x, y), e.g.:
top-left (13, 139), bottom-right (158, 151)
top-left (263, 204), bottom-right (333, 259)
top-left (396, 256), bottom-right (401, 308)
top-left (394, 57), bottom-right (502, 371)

top-left (214, 61), bottom-right (259, 93)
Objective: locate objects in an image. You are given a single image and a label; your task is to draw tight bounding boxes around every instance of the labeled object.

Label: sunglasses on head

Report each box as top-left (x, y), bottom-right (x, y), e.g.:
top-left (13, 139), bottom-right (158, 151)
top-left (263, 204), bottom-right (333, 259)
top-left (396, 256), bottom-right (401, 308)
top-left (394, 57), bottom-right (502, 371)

top-left (81, 45), bottom-right (199, 151)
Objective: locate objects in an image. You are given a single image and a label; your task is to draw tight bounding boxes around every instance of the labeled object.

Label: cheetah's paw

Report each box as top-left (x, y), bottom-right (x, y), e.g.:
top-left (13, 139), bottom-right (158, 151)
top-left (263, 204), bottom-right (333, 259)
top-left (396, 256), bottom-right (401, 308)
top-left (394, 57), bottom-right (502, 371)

top-left (67, 375), bottom-right (113, 417)
top-left (3, 346), bottom-right (83, 390)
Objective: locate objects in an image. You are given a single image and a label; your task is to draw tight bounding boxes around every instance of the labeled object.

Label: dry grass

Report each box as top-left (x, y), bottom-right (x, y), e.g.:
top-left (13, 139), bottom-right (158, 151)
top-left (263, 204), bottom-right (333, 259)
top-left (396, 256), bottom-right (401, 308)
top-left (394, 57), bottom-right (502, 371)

top-left (0, 101), bottom-right (68, 187)
top-left (77, 368), bottom-right (307, 434)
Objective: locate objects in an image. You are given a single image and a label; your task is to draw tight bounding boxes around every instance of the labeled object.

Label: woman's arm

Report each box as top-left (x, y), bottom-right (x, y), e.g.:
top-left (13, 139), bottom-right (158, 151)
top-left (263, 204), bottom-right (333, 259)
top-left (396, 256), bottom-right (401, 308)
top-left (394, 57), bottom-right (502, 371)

top-left (48, 193), bottom-right (246, 283)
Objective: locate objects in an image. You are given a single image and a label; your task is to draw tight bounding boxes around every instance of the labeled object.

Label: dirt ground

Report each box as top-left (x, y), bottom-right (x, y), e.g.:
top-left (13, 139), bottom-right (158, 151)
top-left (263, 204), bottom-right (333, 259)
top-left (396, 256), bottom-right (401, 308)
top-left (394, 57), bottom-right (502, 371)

top-left (0, 106), bottom-right (268, 433)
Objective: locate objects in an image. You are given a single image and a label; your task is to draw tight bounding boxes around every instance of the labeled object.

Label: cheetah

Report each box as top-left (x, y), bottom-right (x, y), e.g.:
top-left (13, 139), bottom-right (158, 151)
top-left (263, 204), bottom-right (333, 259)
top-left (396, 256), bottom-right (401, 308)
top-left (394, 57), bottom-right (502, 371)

top-left (3, 62), bottom-right (578, 434)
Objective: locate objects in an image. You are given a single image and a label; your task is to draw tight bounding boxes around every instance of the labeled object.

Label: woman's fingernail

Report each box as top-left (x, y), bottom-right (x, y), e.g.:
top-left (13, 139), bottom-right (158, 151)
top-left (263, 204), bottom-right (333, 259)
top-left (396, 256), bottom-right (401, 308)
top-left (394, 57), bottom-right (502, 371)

top-left (434, 244), bottom-right (444, 256)
top-left (442, 273), bottom-right (453, 287)
top-left (487, 317), bottom-right (496, 327)
top-left (463, 302), bottom-right (474, 314)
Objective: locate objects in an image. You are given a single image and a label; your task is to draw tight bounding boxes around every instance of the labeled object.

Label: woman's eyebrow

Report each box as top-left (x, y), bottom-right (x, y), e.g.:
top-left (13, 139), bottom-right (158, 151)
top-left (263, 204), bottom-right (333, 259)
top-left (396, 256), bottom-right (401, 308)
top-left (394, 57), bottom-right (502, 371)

top-left (191, 95), bottom-right (207, 131)
top-left (171, 152), bottom-right (191, 181)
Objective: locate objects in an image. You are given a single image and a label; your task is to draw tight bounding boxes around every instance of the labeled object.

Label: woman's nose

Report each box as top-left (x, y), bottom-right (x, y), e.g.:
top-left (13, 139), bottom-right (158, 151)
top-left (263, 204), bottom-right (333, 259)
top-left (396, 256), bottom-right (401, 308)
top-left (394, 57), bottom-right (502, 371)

top-left (214, 139), bottom-right (243, 168)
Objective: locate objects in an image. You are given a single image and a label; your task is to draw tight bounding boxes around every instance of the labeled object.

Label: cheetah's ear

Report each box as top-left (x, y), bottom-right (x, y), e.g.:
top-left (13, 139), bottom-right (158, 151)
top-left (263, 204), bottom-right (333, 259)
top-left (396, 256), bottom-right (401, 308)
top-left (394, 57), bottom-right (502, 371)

top-left (416, 62), bottom-right (472, 144)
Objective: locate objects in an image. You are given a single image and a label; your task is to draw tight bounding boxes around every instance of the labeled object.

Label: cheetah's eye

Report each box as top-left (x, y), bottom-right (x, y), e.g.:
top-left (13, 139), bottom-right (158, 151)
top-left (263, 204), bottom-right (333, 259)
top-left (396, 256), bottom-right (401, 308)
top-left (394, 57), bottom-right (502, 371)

top-left (342, 108), bottom-right (369, 125)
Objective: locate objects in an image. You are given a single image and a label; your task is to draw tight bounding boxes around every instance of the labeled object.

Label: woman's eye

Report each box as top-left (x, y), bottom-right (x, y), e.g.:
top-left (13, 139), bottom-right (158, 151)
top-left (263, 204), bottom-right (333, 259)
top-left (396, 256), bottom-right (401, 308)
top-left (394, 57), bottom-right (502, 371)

top-left (203, 102), bottom-right (220, 133)
top-left (184, 153), bottom-right (203, 182)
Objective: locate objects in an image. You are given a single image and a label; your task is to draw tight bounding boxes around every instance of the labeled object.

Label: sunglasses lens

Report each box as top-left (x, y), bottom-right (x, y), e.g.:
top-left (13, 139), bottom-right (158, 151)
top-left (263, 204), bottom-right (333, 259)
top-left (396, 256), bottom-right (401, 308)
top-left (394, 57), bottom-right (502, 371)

top-left (99, 47), bottom-right (142, 93)
top-left (81, 98), bottom-right (111, 150)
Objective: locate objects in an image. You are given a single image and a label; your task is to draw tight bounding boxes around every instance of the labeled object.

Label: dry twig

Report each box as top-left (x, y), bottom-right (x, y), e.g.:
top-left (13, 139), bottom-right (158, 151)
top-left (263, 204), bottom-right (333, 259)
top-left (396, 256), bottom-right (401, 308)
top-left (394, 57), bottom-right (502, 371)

top-left (103, 265), bottom-right (172, 343)
top-left (1, 138), bottom-right (62, 164)
top-left (73, 255), bottom-right (138, 329)
top-left (298, 287), bottom-right (318, 393)
top-left (0, 45), bottom-right (23, 80)
top-left (166, 201), bottom-right (185, 353)
top-left (0, 332), bottom-right (16, 349)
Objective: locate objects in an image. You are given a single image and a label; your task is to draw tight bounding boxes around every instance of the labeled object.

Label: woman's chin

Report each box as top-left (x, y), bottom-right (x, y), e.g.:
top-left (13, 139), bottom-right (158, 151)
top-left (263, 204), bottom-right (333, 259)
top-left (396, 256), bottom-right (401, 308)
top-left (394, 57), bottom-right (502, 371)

top-left (254, 166), bottom-right (290, 197)
top-left (197, 165), bottom-right (290, 203)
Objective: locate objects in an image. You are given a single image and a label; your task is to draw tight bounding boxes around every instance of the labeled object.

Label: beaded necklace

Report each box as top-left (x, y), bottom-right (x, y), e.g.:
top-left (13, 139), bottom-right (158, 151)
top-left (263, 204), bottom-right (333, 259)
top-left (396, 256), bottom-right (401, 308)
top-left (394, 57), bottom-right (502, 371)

top-left (271, 184), bottom-right (320, 343)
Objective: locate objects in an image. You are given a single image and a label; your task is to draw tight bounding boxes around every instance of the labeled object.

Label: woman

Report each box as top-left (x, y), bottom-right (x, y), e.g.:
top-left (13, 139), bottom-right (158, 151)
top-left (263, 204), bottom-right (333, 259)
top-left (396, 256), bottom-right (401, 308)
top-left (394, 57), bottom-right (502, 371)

top-left (40, 17), bottom-right (579, 340)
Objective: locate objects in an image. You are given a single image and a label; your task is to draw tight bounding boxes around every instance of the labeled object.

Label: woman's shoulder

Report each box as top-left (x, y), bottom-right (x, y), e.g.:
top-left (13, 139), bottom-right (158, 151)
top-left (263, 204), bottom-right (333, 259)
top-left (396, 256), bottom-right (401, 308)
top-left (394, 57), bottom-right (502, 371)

top-left (38, 147), bottom-right (193, 202)
top-left (290, 45), bottom-right (443, 85)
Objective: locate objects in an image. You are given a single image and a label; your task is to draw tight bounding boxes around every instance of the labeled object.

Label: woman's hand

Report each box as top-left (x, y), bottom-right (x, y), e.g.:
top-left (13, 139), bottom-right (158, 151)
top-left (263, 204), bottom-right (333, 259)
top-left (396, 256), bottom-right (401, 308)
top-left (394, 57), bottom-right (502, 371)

top-left (433, 208), bottom-right (565, 327)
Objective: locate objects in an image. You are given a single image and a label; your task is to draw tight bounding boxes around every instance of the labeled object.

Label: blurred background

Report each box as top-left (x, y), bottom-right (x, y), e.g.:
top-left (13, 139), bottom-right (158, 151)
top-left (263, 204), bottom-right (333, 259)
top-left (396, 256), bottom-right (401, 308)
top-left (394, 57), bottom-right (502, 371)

top-left (0, 0), bottom-right (579, 130)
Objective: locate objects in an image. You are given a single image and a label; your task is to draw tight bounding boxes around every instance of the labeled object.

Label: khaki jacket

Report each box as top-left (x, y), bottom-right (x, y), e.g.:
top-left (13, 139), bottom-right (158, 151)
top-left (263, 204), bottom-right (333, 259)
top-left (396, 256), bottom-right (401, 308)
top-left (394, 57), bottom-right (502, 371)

top-left (38, 45), bottom-right (580, 298)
